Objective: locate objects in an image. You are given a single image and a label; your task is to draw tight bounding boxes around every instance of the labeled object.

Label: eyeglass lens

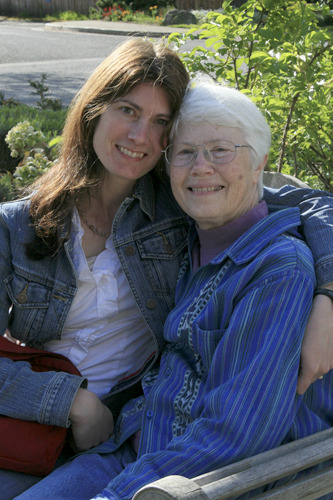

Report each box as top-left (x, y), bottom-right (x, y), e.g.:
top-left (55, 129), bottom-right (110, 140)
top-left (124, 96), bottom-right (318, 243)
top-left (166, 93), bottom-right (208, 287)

top-left (166, 140), bottom-right (236, 166)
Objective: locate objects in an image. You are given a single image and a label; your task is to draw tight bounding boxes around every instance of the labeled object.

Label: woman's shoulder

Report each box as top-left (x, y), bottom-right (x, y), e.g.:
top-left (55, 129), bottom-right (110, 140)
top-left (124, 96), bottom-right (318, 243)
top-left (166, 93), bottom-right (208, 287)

top-left (0, 197), bottom-right (31, 223)
top-left (258, 229), bottom-right (315, 283)
top-left (238, 209), bottom-right (315, 281)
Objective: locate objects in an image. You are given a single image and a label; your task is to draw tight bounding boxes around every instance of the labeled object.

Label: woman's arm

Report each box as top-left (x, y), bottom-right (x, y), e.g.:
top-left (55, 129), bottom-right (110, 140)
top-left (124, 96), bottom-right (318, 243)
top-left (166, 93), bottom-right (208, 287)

top-left (264, 185), bottom-right (333, 392)
top-left (263, 185), bottom-right (333, 286)
top-left (297, 284), bottom-right (333, 394)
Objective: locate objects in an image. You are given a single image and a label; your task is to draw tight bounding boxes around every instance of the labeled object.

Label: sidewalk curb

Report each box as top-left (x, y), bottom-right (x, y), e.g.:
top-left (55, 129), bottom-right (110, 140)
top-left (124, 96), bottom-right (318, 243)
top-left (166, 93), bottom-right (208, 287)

top-left (44, 22), bottom-right (187, 38)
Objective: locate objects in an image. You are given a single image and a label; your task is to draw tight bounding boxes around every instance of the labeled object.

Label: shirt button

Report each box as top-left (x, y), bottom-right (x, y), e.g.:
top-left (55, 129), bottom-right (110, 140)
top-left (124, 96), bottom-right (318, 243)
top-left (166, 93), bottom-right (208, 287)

top-left (124, 245), bottom-right (135, 256)
top-left (146, 298), bottom-right (156, 309)
top-left (146, 410), bottom-right (154, 418)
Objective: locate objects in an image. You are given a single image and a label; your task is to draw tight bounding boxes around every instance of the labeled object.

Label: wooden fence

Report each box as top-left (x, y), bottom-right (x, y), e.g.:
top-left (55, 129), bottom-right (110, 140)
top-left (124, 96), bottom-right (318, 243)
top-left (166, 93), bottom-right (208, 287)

top-left (0, 0), bottom-right (248, 17)
top-left (0, 0), bottom-right (96, 17)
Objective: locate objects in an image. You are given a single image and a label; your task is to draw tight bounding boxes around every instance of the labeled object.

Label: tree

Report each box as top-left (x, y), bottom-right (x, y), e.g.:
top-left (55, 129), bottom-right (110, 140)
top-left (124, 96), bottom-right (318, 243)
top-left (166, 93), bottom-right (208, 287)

top-left (171, 0), bottom-right (333, 191)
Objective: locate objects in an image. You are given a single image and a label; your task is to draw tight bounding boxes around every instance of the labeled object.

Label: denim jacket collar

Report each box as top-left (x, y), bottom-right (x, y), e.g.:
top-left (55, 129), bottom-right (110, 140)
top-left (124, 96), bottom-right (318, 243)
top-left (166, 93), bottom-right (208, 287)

top-left (132, 174), bottom-right (156, 221)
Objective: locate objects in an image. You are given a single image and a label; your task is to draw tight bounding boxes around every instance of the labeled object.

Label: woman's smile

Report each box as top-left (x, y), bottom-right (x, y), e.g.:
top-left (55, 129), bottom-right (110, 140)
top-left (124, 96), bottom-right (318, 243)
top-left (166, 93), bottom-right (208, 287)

top-left (117, 145), bottom-right (146, 160)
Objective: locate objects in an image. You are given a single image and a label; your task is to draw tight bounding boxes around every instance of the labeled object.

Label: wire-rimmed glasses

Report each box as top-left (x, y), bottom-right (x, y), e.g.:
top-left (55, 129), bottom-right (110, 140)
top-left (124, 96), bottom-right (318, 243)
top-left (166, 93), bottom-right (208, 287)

top-left (163, 140), bottom-right (253, 167)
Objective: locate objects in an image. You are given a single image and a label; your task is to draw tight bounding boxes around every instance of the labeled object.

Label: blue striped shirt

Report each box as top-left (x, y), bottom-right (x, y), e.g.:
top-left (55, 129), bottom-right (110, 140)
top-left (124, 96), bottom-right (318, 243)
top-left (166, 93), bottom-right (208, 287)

top-left (95, 207), bottom-right (333, 499)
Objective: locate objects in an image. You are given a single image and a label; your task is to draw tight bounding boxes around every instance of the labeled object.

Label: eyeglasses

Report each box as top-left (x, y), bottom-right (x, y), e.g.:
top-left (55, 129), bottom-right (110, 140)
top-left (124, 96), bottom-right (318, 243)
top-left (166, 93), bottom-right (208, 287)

top-left (163, 140), bottom-right (253, 167)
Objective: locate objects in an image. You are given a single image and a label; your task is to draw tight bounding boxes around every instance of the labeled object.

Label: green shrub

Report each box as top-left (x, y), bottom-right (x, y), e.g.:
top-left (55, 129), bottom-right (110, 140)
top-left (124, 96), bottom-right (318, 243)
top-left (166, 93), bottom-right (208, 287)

top-left (128, 0), bottom-right (170, 11)
top-left (1, 120), bottom-right (60, 200)
top-left (94, 0), bottom-right (171, 17)
top-left (0, 125), bottom-right (18, 174)
top-left (5, 121), bottom-right (46, 159)
top-left (171, 0), bottom-right (333, 191)
top-left (46, 10), bottom-right (89, 21)
top-left (13, 153), bottom-right (54, 189)
top-left (0, 102), bottom-right (66, 174)
top-left (0, 173), bottom-right (15, 202)
top-left (0, 103), bottom-right (66, 138)
top-left (29, 74), bottom-right (63, 111)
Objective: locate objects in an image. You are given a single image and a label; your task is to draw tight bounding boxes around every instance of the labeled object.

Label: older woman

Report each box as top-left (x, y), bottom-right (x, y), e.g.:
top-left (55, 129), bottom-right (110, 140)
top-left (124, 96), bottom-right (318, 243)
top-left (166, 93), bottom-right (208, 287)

top-left (84, 79), bottom-right (333, 500)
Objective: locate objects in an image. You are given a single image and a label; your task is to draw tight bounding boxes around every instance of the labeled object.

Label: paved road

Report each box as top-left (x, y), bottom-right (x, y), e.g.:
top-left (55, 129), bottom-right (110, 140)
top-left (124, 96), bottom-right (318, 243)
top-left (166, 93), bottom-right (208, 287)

top-left (0, 20), bottom-right (199, 106)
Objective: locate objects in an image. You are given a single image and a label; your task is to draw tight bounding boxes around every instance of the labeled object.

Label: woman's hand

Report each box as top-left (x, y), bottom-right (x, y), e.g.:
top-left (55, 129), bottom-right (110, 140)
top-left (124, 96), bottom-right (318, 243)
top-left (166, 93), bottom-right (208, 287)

top-left (297, 291), bottom-right (333, 394)
top-left (3, 332), bottom-right (114, 449)
top-left (69, 388), bottom-right (114, 452)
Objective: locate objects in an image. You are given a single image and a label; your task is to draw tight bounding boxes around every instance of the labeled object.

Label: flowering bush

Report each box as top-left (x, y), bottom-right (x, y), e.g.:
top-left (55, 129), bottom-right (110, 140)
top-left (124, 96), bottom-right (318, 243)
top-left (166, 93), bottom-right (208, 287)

top-left (2, 121), bottom-right (59, 199)
top-left (14, 153), bottom-right (53, 188)
top-left (148, 5), bottom-right (157, 17)
top-left (94, 0), bottom-right (169, 21)
top-left (103, 5), bottom-right (131, 21)
top-left (5, 121), bottom-right (46, 158)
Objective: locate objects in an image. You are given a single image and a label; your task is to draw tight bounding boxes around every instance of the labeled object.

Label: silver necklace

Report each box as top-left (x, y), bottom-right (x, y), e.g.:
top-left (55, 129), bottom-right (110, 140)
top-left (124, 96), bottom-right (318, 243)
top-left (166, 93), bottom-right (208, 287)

top-left (77, 208), bottom-right (111, 239)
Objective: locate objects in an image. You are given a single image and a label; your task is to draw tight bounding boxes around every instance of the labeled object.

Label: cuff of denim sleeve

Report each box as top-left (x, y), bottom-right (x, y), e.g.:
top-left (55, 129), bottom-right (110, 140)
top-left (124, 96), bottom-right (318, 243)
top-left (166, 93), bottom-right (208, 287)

top-left (40, 372), bottom-right (87, 427)
top-left (66, 378), bottom-right (88, 428)
top-left (315, 258), bottom-right (333, 289)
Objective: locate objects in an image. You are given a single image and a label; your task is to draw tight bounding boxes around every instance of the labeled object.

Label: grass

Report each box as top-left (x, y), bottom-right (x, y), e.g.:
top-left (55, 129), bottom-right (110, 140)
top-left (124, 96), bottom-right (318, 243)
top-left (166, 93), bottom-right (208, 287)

top-left (44, 10), bottom-right (89, 22)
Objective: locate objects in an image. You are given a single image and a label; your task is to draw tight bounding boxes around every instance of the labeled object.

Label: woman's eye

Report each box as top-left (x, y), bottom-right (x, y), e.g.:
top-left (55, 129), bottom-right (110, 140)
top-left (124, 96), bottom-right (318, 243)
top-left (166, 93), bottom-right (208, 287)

top-left (155, 118), bottom-right (169, 127)
top-left (212, 147), bottom-right (229, 157)
top-left (121, 106), bottom-right (134, 116)
top-left (177, 148), bottom-right (193, 157)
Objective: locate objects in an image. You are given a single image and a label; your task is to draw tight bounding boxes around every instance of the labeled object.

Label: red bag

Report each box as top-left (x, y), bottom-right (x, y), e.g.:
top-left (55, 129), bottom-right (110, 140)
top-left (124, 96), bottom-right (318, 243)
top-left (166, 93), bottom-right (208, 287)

top-left (0, 336), bottom-right (81, 476)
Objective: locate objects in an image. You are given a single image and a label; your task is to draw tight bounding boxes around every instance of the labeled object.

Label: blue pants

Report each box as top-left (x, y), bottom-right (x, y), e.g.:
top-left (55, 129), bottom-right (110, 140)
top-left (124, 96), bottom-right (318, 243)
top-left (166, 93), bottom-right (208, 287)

top-left (2, 442), bottom-right (136, 500)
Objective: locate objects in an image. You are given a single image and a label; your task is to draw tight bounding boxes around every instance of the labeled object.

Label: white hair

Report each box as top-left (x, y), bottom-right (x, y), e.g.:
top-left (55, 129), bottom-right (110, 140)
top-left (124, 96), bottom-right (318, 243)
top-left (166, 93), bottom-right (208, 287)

top-left (170, 77), bottom-right (271, 198)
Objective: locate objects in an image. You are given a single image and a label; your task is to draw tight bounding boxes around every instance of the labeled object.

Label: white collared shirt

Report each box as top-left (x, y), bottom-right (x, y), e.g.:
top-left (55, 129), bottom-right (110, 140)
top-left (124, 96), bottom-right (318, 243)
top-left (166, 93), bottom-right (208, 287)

top-left (44, 209), bottom-right (153, 398)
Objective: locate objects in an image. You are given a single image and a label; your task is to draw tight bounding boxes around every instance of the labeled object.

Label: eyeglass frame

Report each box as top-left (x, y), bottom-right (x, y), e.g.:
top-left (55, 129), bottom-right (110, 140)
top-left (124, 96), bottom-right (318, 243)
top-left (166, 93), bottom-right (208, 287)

top-left (162, 139), bottom-right (253, 167)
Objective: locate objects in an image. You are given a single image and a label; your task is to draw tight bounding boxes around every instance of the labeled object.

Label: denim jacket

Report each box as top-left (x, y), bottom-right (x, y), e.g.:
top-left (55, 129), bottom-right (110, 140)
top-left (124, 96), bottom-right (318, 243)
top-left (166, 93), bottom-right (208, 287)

top-left (0, 174), bottom-right (188, 426)
top-left (0, 176), bottom-right (332, 427)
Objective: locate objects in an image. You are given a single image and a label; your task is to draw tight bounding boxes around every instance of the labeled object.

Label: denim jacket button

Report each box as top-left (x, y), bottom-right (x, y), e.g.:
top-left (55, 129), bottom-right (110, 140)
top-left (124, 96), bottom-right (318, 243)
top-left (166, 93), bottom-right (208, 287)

top-left (124, 245), bottom-right (135, 256)
top-left (146, 298), bottom-right (156, 309)
top-left (17, 292), bottom-right (28, 303)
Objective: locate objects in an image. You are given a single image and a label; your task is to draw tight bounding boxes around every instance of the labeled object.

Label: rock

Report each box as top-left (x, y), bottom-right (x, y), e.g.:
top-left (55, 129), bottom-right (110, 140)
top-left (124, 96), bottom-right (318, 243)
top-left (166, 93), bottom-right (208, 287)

top-left (162, 9), bottom-right (197, 26)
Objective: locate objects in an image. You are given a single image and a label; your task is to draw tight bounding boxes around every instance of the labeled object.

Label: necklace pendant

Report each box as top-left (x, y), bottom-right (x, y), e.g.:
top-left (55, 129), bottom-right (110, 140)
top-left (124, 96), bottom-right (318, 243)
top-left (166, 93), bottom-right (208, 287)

top-left (77, 207), bottom-right (111, 239)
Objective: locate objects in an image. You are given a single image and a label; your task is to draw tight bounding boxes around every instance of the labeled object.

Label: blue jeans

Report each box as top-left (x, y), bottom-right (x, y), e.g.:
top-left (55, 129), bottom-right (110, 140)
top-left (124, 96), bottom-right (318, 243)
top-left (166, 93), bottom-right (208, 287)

top-left (8, 442), bottom-right (136, 500)
top-left (0, 469), bottom-right (41, 500)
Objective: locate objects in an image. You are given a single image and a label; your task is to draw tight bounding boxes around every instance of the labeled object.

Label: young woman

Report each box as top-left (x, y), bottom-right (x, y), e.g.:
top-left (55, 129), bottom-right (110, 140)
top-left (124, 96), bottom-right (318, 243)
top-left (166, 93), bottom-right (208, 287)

top-left (0, 38), bottom-right (190, 499)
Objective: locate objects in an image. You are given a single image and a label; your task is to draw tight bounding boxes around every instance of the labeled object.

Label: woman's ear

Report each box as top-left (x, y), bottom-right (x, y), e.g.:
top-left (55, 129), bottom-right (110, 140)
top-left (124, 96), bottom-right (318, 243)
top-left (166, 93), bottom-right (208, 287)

top-left (253, 153), bottom-right (268, 185)
top-left (258, 153), bottom-right (268, 172)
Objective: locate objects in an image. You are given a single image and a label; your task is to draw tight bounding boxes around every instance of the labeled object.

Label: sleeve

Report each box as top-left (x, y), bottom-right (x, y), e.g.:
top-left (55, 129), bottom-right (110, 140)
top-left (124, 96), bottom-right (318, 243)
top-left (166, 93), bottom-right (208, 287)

top-left (0, 212), bottom-right (85, 428)
top-left (92, 243), bottom-right (316, 500)
top-left (263, 185), bottom-right (333, 286)
top-left (0, 213), bottom-right (14, 335)
top-left (0, 359), bottom-right (84, 427)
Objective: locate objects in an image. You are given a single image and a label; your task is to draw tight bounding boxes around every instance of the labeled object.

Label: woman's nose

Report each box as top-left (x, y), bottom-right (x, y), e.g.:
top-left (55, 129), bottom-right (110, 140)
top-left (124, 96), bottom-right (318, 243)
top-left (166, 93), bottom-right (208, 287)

top-left (128, 119), bottom-right (149, 143)
top-left (190, 149), bottom-right (215, 174)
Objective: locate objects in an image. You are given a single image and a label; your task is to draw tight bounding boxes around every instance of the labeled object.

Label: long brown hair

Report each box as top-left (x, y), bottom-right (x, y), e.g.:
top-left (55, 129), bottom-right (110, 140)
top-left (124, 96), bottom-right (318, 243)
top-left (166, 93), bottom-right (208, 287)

top-left (28, 38), bottom-right (189, 256)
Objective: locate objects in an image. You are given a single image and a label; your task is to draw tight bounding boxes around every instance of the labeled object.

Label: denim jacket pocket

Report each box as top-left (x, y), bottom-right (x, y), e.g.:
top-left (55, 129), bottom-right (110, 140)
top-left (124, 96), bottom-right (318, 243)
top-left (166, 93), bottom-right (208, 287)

top-left (4, 271), bottom-right (64, 344)
top-left (135, 226), bottom-right (187, 295)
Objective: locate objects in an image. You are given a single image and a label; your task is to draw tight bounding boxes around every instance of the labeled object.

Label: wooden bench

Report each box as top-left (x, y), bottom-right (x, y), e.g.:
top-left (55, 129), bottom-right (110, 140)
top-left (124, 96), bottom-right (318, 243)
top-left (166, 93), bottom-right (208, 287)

top-left (133, 427), bottom-right (333, 500)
